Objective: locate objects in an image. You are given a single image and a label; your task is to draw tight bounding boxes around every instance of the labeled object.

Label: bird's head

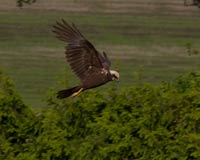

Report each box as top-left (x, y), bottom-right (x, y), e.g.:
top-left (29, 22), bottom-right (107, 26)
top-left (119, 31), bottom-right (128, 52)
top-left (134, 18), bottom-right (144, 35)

top-left (110, 70), bottom-right (120, 81)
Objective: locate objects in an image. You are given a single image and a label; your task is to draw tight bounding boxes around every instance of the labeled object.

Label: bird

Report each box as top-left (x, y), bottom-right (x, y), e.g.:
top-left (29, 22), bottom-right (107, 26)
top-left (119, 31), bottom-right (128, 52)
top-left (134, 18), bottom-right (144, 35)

top-left (52, 19), bottom-right (120, 99)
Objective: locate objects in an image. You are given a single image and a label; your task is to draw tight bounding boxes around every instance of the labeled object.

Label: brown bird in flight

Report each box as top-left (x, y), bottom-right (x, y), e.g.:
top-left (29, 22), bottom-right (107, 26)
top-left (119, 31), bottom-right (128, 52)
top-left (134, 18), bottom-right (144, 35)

top-left (52, 20), bottom-right (120, 99)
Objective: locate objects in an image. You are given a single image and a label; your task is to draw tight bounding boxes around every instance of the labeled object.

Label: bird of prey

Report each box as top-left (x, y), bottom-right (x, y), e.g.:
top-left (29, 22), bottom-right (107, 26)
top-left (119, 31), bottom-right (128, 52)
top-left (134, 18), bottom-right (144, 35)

top-left (52, 20), bottom-right (120, 99)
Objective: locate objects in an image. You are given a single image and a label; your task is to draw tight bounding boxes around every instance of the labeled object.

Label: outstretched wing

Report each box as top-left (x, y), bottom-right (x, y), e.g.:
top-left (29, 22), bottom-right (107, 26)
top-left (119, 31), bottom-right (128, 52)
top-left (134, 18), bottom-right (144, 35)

top-left (52, 19), bottom-right (111, 82)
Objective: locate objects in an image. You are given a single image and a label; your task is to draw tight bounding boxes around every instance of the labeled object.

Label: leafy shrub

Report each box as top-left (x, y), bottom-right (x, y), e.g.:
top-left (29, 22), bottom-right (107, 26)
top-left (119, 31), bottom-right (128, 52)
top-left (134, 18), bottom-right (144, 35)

top-left (0, 70), bottom-right (37, 160)
top-left (1, 70), bottom-right (200, 159)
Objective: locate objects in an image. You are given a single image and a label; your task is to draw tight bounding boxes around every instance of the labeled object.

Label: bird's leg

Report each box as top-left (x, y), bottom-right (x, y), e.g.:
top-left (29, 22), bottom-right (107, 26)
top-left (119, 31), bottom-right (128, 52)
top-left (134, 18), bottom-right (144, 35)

top-left (71, 88), bottom-right (83, 97)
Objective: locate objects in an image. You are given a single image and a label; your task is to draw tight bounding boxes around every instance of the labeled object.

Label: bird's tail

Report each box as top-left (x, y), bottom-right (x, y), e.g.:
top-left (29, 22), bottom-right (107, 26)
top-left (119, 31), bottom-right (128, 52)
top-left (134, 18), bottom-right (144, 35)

top-left (57, 86), bottom-right (83, 99)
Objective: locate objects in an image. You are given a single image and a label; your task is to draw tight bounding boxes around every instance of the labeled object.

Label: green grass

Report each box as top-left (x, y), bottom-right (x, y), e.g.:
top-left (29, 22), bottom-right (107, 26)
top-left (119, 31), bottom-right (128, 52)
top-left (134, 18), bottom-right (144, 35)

top-left (0, 9), bottom-right (200, 108)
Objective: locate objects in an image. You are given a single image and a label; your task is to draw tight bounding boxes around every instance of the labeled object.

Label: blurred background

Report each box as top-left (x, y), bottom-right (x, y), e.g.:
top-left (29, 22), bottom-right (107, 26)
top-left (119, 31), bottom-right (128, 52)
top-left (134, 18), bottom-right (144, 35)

top-left (0, 0), bottom-right (200, 108)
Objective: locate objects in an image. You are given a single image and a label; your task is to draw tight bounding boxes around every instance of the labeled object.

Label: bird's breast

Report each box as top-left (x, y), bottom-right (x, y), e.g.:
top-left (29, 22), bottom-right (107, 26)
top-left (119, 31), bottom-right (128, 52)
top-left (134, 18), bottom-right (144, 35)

top-left (82, 68), bottom-right (111, 89)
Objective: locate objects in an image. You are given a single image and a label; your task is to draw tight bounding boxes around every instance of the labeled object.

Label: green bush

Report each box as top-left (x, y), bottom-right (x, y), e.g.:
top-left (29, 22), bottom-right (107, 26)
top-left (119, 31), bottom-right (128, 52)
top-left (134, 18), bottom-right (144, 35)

top-left (1, 70), bottom-right (200, 159)
top-left (0, 70), bottom-right (37, 159)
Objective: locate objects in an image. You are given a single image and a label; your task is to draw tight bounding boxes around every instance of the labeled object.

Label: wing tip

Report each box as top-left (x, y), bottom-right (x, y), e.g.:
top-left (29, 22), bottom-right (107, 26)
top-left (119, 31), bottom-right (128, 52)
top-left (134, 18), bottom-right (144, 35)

top-left (52, 19), bottom-right (84, 42)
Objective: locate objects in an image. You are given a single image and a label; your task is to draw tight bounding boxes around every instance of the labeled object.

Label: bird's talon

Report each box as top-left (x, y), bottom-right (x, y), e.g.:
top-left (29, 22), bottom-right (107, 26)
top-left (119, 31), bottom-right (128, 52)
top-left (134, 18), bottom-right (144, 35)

top-left (71, 88), bottom-right (83, 97)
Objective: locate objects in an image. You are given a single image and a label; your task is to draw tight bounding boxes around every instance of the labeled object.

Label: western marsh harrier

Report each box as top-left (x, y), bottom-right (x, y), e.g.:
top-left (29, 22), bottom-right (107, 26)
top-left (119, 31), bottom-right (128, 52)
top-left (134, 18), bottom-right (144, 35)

top-left (53, 20), bottom-right (119, 99)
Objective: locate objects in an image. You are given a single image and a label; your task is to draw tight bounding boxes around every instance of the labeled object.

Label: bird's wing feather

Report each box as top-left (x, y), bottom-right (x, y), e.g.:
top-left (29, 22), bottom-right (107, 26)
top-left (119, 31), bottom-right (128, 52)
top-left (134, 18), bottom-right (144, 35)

top-left (101, 51), bottom-right (111, 70)
top-left (52, 19), bottom-right (110, 81)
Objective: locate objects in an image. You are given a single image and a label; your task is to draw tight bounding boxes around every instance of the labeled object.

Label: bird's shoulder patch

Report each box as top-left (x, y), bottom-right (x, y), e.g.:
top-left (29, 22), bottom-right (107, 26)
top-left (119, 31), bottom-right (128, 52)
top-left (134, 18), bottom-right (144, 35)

top-left (100, 68), bottom-right (109, 75)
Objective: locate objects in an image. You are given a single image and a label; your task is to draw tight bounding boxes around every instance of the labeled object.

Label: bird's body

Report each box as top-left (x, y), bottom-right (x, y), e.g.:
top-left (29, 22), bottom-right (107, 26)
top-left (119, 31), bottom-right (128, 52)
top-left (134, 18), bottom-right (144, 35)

top-left (52, 20), bottom-right (119, 98)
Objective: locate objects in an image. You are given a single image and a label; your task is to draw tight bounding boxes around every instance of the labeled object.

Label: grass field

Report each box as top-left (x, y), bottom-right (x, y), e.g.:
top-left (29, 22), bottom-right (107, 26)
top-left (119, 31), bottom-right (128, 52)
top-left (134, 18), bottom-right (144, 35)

top-left (0, 0), bottom-right (200, 108)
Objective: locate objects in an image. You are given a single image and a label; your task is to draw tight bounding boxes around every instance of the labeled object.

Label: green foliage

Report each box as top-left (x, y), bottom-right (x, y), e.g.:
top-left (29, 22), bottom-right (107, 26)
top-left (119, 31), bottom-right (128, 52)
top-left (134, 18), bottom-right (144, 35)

top-left (1, 69), bottom-right (200, 159)
top-left (0, 70), bottom-right (37, 159)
